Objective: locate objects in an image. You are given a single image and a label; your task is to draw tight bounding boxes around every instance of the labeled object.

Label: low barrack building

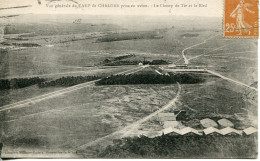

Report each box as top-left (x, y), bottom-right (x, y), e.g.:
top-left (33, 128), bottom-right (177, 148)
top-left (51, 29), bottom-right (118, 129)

top-left (181, 127), bottom-right (202, 136)
top-left (141, 131), bottom-right (162, 138)
top-left (243, 127), bottom-right (258, 135)
top-left (200, 118), bottom-right (218, 128)
top-left (203, 127), bottom-right (222, 135)
top-left (217, 119), bottom-right (234, 128)
top-left (220, 127), bottom-right (242, 135)
top-left (162, 127), bottom-right (182, 136)
top-left (157, 113), bottom-right (176, 124)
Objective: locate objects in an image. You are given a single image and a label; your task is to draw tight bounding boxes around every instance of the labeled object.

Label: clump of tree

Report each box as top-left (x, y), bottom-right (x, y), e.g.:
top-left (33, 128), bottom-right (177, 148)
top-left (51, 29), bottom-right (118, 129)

top-left (149, 60), bottom-right (169, 65)
top-left (38, 75), bottom-right (101, 88)
top-left (103, 60), bottom-right (140, 66)
top-left (95, 73), bottom-right (204, 85)
top-left (102, 54), bottom-right (136, 65)
top-left (0, 77), bottom-right (45, 90)
top-left (103, 59), bottom-right (169, 66)
top-left (97, 135), bottom-right (257, 158)
top-left (114, 54), bottom-right (135, 61)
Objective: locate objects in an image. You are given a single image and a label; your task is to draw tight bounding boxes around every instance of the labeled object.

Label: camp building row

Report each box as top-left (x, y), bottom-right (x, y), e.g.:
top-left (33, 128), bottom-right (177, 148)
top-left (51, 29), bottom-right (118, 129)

top-left (163, 126), bottom-right (257, 136)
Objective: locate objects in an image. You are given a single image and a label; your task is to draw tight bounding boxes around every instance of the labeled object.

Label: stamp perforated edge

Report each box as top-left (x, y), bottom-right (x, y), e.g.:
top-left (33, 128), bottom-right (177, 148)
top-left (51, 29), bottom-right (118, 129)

top-left (222, 0), bottom-right (259, 39)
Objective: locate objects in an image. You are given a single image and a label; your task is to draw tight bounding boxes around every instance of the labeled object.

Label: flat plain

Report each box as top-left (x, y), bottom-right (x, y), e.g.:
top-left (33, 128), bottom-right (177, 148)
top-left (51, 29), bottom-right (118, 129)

top-left (0, 14), bottom-right (257, 158)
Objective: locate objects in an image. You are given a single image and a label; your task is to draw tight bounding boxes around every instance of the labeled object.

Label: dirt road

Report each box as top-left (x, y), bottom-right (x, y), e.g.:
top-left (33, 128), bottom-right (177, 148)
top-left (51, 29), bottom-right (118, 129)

top-left (181, 34), bottom-right (221, 64)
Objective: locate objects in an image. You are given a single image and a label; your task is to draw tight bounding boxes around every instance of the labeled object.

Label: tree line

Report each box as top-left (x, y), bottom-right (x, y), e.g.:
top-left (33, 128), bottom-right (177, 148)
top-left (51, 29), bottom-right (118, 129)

top-left (95, 73), bottom-right (204, 85)
top-left (38, 75), bottom-right (101, 88)
top-left (0, 77), bottom-right (45, 90)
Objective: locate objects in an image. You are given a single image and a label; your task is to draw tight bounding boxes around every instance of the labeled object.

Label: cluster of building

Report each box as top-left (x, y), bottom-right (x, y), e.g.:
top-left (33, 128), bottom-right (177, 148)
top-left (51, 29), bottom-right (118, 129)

top-left (157, 112), bottom-right (257, 136)
top-left (163, 126), bottom-right (257, 136)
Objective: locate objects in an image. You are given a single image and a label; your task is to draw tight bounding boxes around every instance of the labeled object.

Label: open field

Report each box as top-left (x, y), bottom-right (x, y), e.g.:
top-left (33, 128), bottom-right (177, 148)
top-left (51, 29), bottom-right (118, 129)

top-left (178, 76), bottom-right (257, 129)
top-left (0, 28), bottom-right (219, 79)
top-left (1, 84), bottom-right (178, 154)
top-left (186, 37), bottom-right (257, 85)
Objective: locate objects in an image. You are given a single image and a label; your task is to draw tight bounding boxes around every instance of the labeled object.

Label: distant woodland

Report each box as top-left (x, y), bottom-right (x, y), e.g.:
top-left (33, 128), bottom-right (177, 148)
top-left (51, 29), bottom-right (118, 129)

top-left (96, 73), bottom-right (204, 85)
top-left (0, 77), bottom-right (45, 90)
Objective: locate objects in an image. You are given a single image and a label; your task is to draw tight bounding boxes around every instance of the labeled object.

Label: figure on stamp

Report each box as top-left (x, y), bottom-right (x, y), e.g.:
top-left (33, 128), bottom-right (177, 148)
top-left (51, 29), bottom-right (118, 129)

top-left (230, 0), bottom-right (255, 35)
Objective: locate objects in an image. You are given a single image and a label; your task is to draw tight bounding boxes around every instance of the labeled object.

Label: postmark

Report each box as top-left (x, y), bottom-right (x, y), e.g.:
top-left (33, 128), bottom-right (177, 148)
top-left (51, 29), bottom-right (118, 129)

top-left (224, 0), bottom-right (259, 38)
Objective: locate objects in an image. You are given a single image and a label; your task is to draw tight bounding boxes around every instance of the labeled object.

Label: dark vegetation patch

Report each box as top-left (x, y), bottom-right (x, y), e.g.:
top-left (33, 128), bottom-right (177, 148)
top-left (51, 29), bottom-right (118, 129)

top-left (12, 42), bottom-right (41, 47)
top-left (101, 53), bottom-right (169, 66)
top-left (95, 73), bottom-right (204, 85)
top-left (102, 54), bottom-right (135, 65)
top-left (3, 136), bottom-right (48, 148)
top-left (38, 76), bottom-right (101, 88)
top-left (103, 59), bottom-right (169, 66)
top-left (0, 77), bottom-right (45, 90)
top-left (113, 54), bottom-right (135, 61)
top-left (97, 31), bottom-right (163, 42)
top-left (0, 49), bottom-right (8, 54)
top-left (180, 84), bottom-right (246, 116)
top-left (97, 135), bottom-right (257, 158)
top-left (103, 60), bottom-right (140, 66)
top-left (5, 37), bottom-right (29, 41)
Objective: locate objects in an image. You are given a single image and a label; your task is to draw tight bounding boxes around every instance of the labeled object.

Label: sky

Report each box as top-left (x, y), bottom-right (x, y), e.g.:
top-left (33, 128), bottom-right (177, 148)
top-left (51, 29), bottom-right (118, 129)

top-left (0, 0), bottom-right (223, 17)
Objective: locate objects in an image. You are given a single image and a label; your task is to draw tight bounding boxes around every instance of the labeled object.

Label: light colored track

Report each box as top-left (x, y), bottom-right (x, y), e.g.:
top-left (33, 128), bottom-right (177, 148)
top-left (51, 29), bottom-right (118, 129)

top-left (188, 43), bottom-right (233, 62)
top-left (182, 41), bottom-right (206, 64)
top-left (181, 34), bottom-right (221, 64)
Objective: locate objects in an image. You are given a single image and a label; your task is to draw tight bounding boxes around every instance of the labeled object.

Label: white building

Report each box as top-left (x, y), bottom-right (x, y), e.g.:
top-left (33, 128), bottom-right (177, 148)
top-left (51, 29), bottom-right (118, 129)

top-left (162, 127), bottom-right (182, 135)
top-left (243, 127), bottom-right (257, 135)
top-left (181, 127), bottom-right (202, 136)
top-left (220, 127), bottom-right (242, 135)
top-left (203, 127), bottom-right (222, 135)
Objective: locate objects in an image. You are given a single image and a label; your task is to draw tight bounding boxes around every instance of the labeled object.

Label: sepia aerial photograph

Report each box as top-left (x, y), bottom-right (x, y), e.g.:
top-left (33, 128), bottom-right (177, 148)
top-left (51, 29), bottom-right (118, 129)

top-left (0, 0), bottom-right (258, 159)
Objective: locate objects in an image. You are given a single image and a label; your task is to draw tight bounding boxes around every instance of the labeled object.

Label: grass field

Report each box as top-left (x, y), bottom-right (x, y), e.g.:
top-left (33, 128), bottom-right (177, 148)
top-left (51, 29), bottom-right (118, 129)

top-left (178, 76), bottom-right (257, 129)
top-left (187, 37), bottom-right (257, 85)
top-left (1, 84), bottom-right (178, 154)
